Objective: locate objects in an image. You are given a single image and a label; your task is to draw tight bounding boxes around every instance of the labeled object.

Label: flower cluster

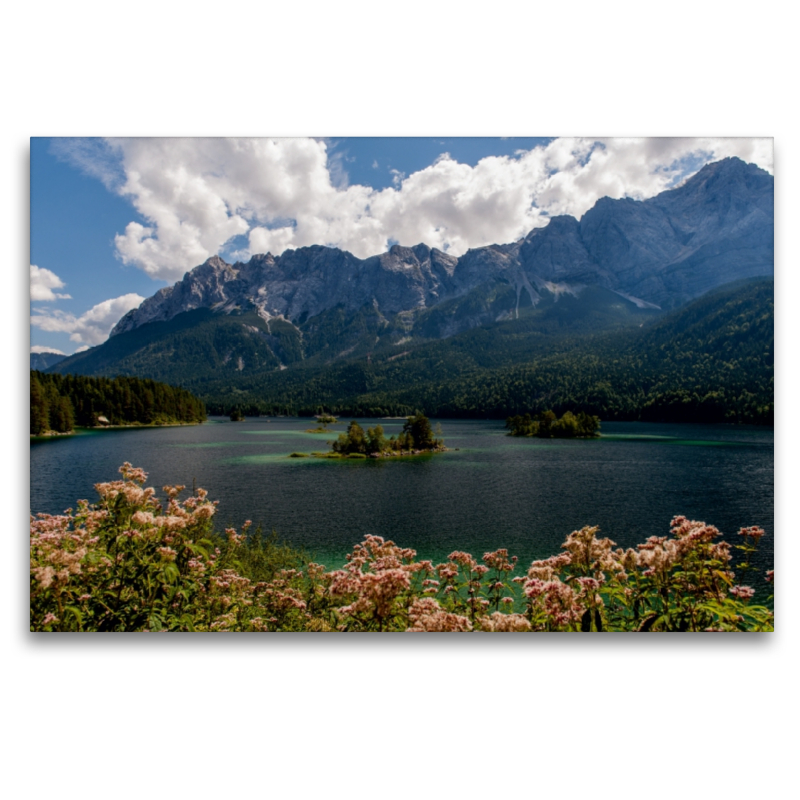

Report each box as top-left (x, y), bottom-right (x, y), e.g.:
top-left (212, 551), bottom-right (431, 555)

top-left (31, 462), bottom-right (248, 632)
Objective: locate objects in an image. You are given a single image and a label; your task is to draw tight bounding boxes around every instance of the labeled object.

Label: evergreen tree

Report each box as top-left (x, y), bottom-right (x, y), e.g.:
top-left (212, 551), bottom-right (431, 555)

top-left (403, 413), bottom-right (436, 450)
top-left (30, 375), bottom-right (50, 435)
top-left (366, 424), bottom-right (387, 453)
top-left (50, 395), bottom-right (75, 433)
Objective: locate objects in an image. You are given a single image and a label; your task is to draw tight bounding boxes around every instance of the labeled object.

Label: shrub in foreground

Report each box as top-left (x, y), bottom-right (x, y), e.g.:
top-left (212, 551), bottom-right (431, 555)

top-left (30, 464), bottom-right (773, 632)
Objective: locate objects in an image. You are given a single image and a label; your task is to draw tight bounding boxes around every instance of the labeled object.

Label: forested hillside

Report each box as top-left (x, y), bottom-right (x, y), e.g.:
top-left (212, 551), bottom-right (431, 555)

top-left (30, 372), bottom-right (206, 435)
top-left (203, 279), bottom-right (773, 424)
top-left (42, 279), bottom-right (772, 425)
top-left (50, 283), bottom-right (659, 385)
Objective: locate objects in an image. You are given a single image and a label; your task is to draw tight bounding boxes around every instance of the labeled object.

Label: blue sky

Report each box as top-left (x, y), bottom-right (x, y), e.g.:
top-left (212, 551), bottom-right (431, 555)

top-left (325, 137), bottom-right (554, 189)
top-left (30, 136), bottom-right (773, 356)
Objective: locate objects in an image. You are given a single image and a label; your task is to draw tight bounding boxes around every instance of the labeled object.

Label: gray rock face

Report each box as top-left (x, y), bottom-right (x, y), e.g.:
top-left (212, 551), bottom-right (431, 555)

top-left (111, 157), bottom-right (773, 336)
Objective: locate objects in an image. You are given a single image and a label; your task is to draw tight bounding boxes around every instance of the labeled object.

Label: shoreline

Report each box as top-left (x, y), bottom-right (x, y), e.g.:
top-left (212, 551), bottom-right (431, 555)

top-left (507, 433), bottom-right (601, 439)
top-left (290, 446), bottom-right (450, 460)
top-left (31, 420), bottom-right (205, 439)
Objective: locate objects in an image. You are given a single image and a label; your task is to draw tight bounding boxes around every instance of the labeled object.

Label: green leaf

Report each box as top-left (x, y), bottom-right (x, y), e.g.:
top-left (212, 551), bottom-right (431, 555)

top-left (64, 605), bottom-right (83, 627)
top-left (179, 615), bottom-right (195, 632)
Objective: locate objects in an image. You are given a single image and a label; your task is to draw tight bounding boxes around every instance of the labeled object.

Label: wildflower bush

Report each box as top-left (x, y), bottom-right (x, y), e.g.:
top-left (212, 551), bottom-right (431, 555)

top-left (30, 464), bottom-right (774, 632)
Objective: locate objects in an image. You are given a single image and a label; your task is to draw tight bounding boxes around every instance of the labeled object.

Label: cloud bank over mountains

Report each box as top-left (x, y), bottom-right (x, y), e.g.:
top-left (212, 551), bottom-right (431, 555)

top-left (30, 345), bottom-right (66, 355)
top-left (31, 293), bottom-right (145, 346)
top-left (54, 137), bottom-right (773, 285)
top-left (35, 137), bottom-right (772, 354)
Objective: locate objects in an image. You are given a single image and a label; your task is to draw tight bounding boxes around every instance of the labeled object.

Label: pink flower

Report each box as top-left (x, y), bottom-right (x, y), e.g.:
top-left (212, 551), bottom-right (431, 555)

top-left (524, 579), bottom-right (546, 598)
top-left (225, 527), bottom-right (246, 546)
top-left (407, 598), bottom-right (472, 632)
top-left (482, 548), bottom-right (517, 573)
top-left (729, 585), bottom-right (755, 600)
top-left (448, 551), bottom-right (478, 570)
top-left (738, 526), bottom-right (766, 541)
top-left (477, 613), bottom-right (531, 632)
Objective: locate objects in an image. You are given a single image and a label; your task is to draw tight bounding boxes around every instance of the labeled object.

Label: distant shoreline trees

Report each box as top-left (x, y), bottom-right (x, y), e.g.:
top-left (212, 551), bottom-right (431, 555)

top-left (506, 410), bottom-right (600, 438)
top-left (30, 371), bottom-right (206, 435)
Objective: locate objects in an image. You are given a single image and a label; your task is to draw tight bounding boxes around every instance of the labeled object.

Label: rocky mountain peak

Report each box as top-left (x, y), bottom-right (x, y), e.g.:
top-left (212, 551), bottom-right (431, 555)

top-left (110, 156), bottom-right (773, 336)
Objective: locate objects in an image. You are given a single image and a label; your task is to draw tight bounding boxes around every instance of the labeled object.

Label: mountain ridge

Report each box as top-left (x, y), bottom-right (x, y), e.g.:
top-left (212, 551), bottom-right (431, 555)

top-left (49, 156), bottom-right (773, 422)
top-left (110, 157), bottom-right (773, 339)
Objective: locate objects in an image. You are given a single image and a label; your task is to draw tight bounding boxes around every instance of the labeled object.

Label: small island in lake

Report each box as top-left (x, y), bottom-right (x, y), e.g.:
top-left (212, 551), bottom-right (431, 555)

top-left (306, 413), bottom-right (339, 433)
top-left (301, 413), bottom-right (446, 459)
top-left (506, 410), bottom-right (600, 439)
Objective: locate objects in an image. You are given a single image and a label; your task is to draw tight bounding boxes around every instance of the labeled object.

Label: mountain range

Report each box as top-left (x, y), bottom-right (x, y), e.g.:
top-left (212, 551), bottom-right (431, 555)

top-left (48, 156), bottom-right (773, 419)
top-left (30, 351), bottom-right (67, 371)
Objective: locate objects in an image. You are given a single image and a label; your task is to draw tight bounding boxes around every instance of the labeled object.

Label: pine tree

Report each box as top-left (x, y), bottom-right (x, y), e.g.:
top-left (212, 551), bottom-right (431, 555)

top-left (30, 374), bottom-right (50, 434)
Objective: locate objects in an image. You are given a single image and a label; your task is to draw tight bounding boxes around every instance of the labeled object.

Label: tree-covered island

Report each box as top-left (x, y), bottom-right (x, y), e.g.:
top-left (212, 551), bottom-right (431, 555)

top-left (506, 410), bottom-right (600, 438)
top-left (306, 413), bottom-right (446, 458)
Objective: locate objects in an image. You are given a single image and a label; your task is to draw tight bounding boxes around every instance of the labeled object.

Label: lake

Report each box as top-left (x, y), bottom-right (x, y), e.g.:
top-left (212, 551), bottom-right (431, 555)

top-left (30, 418), bottom-right (774, 579)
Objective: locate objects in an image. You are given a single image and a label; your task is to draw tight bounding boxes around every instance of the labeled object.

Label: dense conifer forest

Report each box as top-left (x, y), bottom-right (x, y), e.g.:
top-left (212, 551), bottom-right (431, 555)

top-left (30, 371), bottom-right (206, 435)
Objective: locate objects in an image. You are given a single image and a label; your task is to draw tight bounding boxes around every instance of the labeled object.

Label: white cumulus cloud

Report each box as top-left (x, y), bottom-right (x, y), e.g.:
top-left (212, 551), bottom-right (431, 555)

top-left (30, 265), bottom-right (71, 301)
top-left (30, 345), bottom-right (66, 355)
top-left (60, 136), bottom-right (773, 282)
top-left (31, 293), bottom-right (144, 346)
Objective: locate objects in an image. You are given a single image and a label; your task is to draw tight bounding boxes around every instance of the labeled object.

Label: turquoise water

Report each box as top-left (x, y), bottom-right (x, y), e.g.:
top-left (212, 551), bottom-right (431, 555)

top-left (30, 418), bottom-right (774, 577)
